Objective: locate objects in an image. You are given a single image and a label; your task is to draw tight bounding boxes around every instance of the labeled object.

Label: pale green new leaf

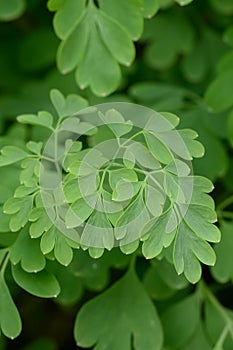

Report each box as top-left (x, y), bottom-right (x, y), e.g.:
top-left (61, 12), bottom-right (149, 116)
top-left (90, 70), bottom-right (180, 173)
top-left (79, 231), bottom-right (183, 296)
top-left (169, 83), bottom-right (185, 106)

top-left (10, 228), bottom-right (46, 272)
top-left (29, 207), bottom-right (53, 238)
top-left (109, 168), bottom-right (138, 189)
top-left (17, 111), bottom-right (54, 129)
top-left (0, 146), bottom-right (28, 167)
top-left (4, 196), bottom-right (33, 232)
top-left (74, 269), bottom-right (163, 350)
top-left (112, 180), bottom-right (142, 202)
top-left (26, 141), bottom-right (43, 155)
top-left (98, 109), bottom-right (133, 137)
top-left (50, 89), bottom-right (88, 118)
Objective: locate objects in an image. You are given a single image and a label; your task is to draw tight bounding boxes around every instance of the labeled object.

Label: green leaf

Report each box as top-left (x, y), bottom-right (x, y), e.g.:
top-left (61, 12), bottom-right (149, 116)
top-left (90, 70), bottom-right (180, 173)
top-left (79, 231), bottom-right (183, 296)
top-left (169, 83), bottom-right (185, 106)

top-left (4, 196), bottom-right (33, 232)
top-left (182, 324), bottom-right (212, 350)
top-left (211, 221), bottom-right (233, 283)
top-left (76, 21), bottom-right (121, 96)
top-left (99, 109), bottom-right (133, 137)
top-left (81, 209), bottom-right (114, 253)
top-left (53, 0), bottom-right (85, 40)
top-left (109, 168), bottom-right (138, 189)
top-left (0, 146), bottom-right (28, 167)
top-left (0, 274), bottom-right (21, 339)
top-left (65, 195), bottom-right (96, 228)
top-left (57, 14), bottom-right (89, 74)
top-left (223, 25), bottom-right (233, 46)
top-left (144, 12), bottom-right (194, 70)
top-left (124, 141), bottom-right (161, 169)
top-left (47, 0), bottom-right (65, 11)
top-left (209, 0), bottom-right (233, 15)
top-left (0, 0), bottom-right (25, 21)
top-left (204, 299), bottom-right (233, 348)
top-left (98, 0), bottom-right (144, 40)
top-left (144, 184), bottom-right (165, 217)
top-left (74, 269), bottom-right (163, 350)
top-left (142, 211), bottom-right (177, 259)
top-left (48, 260), bottom-right (83, 305)
top-left (26, 141), bottom-right (43, 155)
top-left (112, 180), bottom-right (142, 201)
top-left (50, 89), bottom-right (88, 118)
top-left (54, 234), bottom-right (73, 266)
top-left (97, 11), bottom-right (135, 66)
top-left (173, 219), bottom-right (217, 283)
top-left (174, 0), bottom-right (194, 6)
top-left (29, 208), bottom-right (53, 239)
top-left (205, 69), bottom-right (233, 112)
top-left (10, 228), bottom-right (46, 273)
top-left (143, 176), bottom-right (220, 283)
top-left (161, 294), bottom-right (199, 349)
top-left (17, 111), bottom-right (54, 129)
top-left (11, 264), bottom-right (60, 298)
top-left (143, 264), bottom-right (176, 300)
top-left (142, 0), bottom-right (159, 18)
top-left (144, 131), bottom-right (174, 164)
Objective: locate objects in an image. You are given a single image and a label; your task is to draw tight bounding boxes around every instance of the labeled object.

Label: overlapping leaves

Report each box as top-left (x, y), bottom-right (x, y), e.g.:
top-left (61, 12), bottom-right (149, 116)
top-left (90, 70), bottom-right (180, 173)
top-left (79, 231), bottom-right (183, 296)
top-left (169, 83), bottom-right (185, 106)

top-left (48, 0), bottom-right (195, 96)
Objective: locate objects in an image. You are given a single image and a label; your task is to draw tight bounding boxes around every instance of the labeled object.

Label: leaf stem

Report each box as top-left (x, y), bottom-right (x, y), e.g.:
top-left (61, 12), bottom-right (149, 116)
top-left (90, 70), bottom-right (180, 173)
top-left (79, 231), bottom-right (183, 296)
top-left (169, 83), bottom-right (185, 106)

top-left (217, 195), bottom-right (233, 211)
top-left (200, 281), bottom-right (233, 340)
top-left (0, 251), bottom-right (10, 276)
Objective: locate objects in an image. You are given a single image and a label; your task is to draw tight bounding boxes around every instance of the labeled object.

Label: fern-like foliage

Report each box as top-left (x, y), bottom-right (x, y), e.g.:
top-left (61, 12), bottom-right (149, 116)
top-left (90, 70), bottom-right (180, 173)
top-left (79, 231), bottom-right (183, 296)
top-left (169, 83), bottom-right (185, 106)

top-left (47, 0), bottom-right (195, 95)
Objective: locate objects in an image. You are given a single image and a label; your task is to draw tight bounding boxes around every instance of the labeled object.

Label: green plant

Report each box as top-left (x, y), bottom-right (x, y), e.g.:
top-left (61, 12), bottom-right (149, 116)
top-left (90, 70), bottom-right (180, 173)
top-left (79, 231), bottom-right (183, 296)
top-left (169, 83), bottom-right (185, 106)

top-left (0, 0), bottom-right (233, 349)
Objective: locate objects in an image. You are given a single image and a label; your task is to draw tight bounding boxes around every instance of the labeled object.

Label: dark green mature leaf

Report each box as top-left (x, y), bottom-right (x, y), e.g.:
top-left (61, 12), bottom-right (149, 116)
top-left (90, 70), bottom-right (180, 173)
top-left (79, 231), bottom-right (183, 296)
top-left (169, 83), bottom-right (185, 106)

top-left (11, 264), bottom-right (60, 298)
top-left (143, 259), bottom-right (188, 300)
top-left (0, 274), bottom-right (21, 339)
top-left (211, 221), bottom-right (233, 283)
top-left (0, 0), bottom-right (25, 21)
top-left (205, 69), bottom-right (233, 112)
top-left (162, 294), bottom-right (200, 349)
top-left (74, 268), bottom-right (163, 350)
top-left (144, 12), bottom-right (194, 70)
top-left (204, 298), bottom-right (233, 349)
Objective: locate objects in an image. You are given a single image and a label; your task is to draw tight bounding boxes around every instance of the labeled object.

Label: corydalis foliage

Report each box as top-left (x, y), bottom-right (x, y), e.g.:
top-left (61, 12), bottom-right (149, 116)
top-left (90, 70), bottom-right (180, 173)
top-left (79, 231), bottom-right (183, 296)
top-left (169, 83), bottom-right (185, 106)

top-left (0, 90), bottom-right (220, 283)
